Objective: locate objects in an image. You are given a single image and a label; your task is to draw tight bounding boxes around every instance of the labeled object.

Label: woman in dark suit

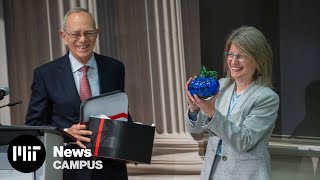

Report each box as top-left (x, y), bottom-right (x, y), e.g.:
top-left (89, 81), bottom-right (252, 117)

top-left (185, 26), bottom-right (279, 180)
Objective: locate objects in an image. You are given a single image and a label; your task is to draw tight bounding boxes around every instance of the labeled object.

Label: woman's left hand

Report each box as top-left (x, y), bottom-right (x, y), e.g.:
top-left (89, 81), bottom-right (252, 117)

top-left (193, 94), bottom-right (219, 118)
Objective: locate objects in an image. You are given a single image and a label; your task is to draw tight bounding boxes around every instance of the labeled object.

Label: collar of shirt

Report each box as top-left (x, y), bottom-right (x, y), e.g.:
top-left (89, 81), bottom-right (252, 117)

top-left (69, 53), bottom-right (98, 72)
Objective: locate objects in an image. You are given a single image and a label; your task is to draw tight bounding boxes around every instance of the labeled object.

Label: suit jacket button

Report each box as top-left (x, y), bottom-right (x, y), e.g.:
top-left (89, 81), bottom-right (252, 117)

top-left (222, 156), bottom-right (227, 161)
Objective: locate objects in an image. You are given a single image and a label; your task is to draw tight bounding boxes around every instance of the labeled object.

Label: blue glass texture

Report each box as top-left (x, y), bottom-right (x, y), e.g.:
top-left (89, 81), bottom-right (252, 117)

top-left (188, 76), bottom-right (220, 99)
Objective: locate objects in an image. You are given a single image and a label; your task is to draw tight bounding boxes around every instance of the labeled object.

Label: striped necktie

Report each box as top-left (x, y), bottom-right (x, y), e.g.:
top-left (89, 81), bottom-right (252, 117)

top-left (80, 65), bottom-right (92, 101)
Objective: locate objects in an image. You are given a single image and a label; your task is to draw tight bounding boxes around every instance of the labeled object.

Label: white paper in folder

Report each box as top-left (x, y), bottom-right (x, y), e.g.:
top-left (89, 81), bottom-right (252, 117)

top-left (80, 91), bottom-right (128, 123)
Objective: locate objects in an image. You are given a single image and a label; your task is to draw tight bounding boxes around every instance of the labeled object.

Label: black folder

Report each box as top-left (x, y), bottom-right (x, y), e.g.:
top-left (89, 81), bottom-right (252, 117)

top-left (86, 117), bottom-right (155, 164)
top-left (80, 91), bottom-right (155, 164)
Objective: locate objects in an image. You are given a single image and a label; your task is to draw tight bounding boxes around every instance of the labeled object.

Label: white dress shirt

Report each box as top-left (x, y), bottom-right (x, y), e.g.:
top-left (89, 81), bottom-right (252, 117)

top-left (69, 53), bottom-right (100, 97)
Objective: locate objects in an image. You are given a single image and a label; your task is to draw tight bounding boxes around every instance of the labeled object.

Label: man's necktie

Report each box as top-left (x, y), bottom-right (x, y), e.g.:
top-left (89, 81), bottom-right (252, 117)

top-left (80, 65), bottom-right (92, 101)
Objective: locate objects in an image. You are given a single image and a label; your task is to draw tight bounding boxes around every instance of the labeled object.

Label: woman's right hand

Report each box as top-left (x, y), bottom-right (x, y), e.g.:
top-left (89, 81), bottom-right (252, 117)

top-left (185, 77), bottom-right (218, 118)
top-left (186, 77), bottom-right (199, 112)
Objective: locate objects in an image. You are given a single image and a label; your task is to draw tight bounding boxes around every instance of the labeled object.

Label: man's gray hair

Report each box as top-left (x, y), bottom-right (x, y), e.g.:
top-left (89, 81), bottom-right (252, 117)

top-left (62, 7), bottom-right (96, 30)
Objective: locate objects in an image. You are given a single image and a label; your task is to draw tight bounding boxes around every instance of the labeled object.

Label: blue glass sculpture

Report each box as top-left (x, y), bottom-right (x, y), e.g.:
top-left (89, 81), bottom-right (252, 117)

top-left (188, 67), bottom-right (219, 99)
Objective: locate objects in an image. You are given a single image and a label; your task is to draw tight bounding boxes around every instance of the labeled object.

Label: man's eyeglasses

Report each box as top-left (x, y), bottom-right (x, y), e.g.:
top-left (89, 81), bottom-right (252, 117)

top-left (64, 30), bottom-right (97, 39)
top-left (224, 52), bottom-right (246, 62)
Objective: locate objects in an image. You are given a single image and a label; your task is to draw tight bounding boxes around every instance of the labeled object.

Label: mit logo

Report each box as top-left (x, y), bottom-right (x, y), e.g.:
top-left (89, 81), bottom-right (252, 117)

top-left (8, 135), bottom-right (46, 173)
top-left (13, 146), bottom-right (42, 161)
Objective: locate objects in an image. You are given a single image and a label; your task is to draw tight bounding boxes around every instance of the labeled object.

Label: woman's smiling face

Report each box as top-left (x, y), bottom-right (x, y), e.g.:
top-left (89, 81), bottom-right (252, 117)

top-left (227, 43), bottom-right (257, 84)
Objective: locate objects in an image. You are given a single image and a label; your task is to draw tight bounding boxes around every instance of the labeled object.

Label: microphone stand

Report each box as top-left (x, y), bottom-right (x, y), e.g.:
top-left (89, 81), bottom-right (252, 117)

top-left (0, 100), bottom-right (22, 125)
top-left (0, 100), bottom-right (22, 109)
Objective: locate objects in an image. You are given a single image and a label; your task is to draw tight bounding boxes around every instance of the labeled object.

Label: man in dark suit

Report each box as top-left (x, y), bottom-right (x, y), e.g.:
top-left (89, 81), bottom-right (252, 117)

top-left (25, 7), bottom-right (129, 180)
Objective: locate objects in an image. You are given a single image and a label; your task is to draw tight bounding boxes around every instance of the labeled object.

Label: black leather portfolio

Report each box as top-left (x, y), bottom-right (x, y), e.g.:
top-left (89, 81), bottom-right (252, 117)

top-left (86, 117), bottom-right (155, 164)
top-left (80, 91), bottom-right (155, 164)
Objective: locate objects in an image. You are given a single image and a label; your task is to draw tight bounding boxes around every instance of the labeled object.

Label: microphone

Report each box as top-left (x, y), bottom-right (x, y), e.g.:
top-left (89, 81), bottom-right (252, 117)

top-left (0, 100), bottom-right (22, 109)
top-left (0, 86), bottom-right (10, 100)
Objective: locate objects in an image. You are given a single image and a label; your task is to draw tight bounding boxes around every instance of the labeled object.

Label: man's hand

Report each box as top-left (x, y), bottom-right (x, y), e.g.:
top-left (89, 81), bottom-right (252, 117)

top-left (66, 123), bottom-right (92, 149)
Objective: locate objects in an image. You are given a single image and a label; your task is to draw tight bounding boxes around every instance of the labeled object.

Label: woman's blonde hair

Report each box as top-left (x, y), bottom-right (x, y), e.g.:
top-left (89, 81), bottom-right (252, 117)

top-left (223, 26), bottom-right (273, 88)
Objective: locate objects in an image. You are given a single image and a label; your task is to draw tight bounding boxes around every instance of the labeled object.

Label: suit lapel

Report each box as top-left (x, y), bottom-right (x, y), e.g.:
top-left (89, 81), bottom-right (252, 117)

top-left (56, 54), bottom-right (81, 104)
top-left (219, 82), bottom-right (235, 116)
top-left (95, 54), bottom-right (113, 94)
top-left (232, 80), bottom-right (259, 113)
